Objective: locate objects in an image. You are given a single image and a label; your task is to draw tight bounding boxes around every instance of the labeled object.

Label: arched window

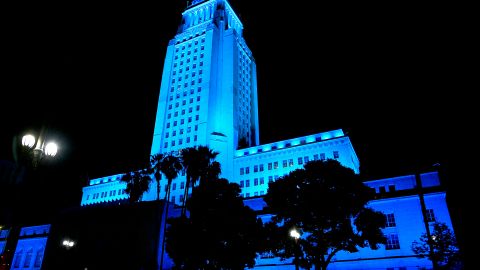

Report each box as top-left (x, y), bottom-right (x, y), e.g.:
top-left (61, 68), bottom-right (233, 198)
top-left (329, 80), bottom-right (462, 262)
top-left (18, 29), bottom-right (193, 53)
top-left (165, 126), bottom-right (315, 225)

top-left (23, 248), bottom-right (33, 267)
top-left (13, 249), bottom-right (23, 268)
top-left (34, 247), bottom-right (44, 267)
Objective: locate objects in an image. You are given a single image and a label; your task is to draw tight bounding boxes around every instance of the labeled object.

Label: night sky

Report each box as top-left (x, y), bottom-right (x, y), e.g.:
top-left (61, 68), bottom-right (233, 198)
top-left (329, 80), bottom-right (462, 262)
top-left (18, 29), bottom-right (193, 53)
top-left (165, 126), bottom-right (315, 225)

top-left (1, 0), bottom-right (468, 246)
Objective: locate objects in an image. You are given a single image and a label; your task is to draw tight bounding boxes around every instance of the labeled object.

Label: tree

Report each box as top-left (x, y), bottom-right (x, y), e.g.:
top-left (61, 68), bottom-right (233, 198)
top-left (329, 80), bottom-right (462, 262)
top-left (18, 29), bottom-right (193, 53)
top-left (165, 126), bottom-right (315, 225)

top-left (120, 168), bottom-right (152, 203)
top-left (150, 153), bottom-right (164, 201)
top-left (263, 159), bottom-right (386, 270)
top-left (166, 178), bottom-right (264, 270)
top-left (179, 146), bottom-right (219, 216)
top-left (412, 221), bottom-right (462, 269)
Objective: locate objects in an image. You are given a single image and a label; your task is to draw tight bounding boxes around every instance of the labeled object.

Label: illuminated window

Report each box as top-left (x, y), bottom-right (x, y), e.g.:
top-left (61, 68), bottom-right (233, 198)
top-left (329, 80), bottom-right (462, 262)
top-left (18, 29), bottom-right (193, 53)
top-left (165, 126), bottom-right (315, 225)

top-left (34, 248), bottom-right (44, 267)
top-left (426, 209), bottom-right (435, 222)
top-left (386, 234), bottom-right (400, 250)
top-left (14, 249), bottom-right (23, 268)
top-left (386, 213), bottom-right (396, 227)
top-left (23, 248), bottom-right (33, 267)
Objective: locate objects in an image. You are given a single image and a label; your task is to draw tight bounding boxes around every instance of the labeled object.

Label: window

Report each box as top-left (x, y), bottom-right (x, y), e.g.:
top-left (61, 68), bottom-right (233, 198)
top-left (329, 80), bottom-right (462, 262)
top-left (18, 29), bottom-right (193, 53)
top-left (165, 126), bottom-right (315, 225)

top-left (34, 248), bottom-right (44, 267)
top-left (172, 183), bottom-right (177, 190)
top-left (195, 115), bottom-right (199, 121)
top-left (283, 160), bottom-right (288, 168)
top-left (333, 151), bottom-right (340, 159)
top-left (304, 156), bottom-right (309, 163)
top-left (268, 176), bottom-right (273, 183)
top-left (260, 190), bottom-right (265, 195)
top-left (23, 249), bottom-right (33, 267)
top-left (164, 142), bottom-right (168, 148)
top-left (180, 182), bottom-right (185, 189)
top-left (245, 167), bottom-right (250, 174)
top-left (171, 195), bottom-right (175, 203)
top-left (386, 234), bottom-right (400, 250)
top-left (166, 123), bottom-right (170, 128)
top-left (259, 164), bottom-right (264, 171)
top-left (240, 180), bottom-right (244, 187)
top-left (379, 186), bottom-right (386, 193)
top-left (246, 180), bottom-right (250, 187)
top-left (246, 193), bottom-right (250, 197)
top-left (268, 163), bottom-right (272, 170)
top-left (187, 137), bottom-right (191, 143)
top-left (313, 154), bottom-right (319, 160)
top-left (260, 177), bottom-right (265, 185)
top-left (254, 178), bottom-right (258, 186)
top-left (388, 184), bottom-right (396, 192)
top-left (240, 168), bottom-right (244, 175)
top-left (194, 135), bottom-right (198, 141)
top-left (274, 161), bottom-right (278, 169)
top-left (298, 157), bottom-right (303, 165)
top-left (320, 153), bottom-right (326, 160)
top-left (386, 213), bottom-right (396, 227)
top-left (254, 165), bottom-right (258, 173)
top-left (288, 159), bottom-right (293, 166)
top-left (426, 209), bottom-right (435, 222)
top-left (14, 249), bottom-right (23, 268)
top-left (180, 195), bottom-right (184, 202)
top-left (254, 191), bottom-right (258, 196)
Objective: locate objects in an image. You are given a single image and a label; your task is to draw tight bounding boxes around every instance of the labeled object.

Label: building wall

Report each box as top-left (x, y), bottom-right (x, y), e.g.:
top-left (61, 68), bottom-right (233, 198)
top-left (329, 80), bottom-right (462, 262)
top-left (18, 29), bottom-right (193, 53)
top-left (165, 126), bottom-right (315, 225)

top-left (9, 225), bottom-right (49, 270)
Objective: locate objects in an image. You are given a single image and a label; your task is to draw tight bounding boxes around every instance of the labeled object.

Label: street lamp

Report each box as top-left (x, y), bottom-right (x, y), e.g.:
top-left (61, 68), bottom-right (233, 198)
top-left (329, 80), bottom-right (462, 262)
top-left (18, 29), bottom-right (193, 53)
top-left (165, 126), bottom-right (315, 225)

top-left (290, 228), bottom-right (301, 270)
top-left (62, 239), bottom-right (75, 249)
top-left (20, 129), bottom-right (58, 169)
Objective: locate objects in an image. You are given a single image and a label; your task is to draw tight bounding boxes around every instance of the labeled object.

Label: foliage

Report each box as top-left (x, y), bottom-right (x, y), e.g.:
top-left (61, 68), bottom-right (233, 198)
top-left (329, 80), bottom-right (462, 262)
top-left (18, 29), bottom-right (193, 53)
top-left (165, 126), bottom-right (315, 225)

top-left (166, 178), bottom-right (264, 270)
top-left (412, 221), bottom-right (462, 269)
top-left (179, 146), bottom-right (219, 216)
top-left (263, 159), bottom-right (386, 270)
top-left (120, 168), bottom-right (152, 203)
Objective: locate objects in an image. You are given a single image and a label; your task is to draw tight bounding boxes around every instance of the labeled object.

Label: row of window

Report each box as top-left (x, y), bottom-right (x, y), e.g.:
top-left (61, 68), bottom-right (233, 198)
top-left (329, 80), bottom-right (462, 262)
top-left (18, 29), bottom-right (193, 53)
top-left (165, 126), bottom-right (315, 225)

top-left (87, 189), bottom-right (126, 201)
top-left (242, 190), bottom-right (265, 198)
top-left (385, 209), bottom-right (436, 228)
top-left (165, 115), bottom-right (200, 128)
top-left (164, 135), bottom-right (198, 148)
top-left (13, 247), bottom-right (44, 268)
top-left (167, 105), bottom-right (201, 120)
top-left (175, 38), bottom-right (205, 51)
top-left (239, 152), bottom-right (339, 175)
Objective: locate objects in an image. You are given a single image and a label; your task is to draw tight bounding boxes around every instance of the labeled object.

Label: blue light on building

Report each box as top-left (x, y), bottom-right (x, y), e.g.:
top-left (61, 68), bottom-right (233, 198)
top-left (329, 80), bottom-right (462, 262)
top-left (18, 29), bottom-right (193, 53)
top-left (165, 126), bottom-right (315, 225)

top-left (9, 1), bottom-right (457, 269)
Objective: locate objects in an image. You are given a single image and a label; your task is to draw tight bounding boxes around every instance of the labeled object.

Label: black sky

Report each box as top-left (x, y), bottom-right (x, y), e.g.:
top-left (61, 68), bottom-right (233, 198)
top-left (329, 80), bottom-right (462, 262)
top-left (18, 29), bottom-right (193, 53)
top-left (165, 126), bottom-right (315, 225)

top-left (0, 0), bottom-right (469, 237)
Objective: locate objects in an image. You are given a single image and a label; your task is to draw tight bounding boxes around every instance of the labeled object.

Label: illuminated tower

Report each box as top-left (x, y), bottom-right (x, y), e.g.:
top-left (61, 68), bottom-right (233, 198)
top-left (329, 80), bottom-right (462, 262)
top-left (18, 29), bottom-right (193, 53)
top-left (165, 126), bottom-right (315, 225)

top-left (150, 0), bottom-right (260, 180)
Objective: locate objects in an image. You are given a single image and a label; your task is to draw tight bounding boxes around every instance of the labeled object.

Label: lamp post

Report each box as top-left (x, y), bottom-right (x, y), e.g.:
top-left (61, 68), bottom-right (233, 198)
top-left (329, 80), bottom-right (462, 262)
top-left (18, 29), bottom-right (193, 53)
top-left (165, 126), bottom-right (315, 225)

top-left (20, 128), bottom-right (58, 169)
top-left (290, 228), bottom-right (301, 270)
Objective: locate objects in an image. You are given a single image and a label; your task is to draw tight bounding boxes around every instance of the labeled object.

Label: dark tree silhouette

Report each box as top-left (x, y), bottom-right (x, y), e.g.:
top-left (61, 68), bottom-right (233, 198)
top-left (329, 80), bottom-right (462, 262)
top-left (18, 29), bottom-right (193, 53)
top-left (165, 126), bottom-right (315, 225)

top-left (179, 146), bottom-right (219, 217)
top-left (263, 159), bottom-right (386, 270)
top-left (120, 168), bottom-right (152, 203)
top-left (166, 178), bottom-right (264, 270)
top-left (412, 221), bottom-right (463, 269)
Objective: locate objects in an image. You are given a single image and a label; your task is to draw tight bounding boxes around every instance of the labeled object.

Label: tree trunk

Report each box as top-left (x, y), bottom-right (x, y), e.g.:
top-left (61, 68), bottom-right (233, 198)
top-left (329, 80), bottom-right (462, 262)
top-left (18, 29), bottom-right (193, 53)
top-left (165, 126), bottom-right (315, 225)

top-left (156, 179), bottom-right (160, 201)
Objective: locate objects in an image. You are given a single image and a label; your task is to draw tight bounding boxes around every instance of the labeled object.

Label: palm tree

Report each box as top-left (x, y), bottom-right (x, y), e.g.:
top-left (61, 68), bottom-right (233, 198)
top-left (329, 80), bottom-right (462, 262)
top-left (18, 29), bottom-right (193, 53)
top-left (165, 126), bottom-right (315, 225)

top-left (179, 146), bottom-right (219, 217)
top-left (154, 153), bottom-right (182, 270)
top-left (120, 168), bottom-right (152, 203)
top-left (150, 153), bottom-right (164, 201)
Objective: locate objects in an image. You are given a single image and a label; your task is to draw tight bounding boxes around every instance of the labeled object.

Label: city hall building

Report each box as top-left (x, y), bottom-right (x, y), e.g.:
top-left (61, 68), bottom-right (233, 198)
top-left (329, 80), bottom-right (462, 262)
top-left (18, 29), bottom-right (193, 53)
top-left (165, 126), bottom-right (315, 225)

top-left (5, 1), bottom-right (455, 269)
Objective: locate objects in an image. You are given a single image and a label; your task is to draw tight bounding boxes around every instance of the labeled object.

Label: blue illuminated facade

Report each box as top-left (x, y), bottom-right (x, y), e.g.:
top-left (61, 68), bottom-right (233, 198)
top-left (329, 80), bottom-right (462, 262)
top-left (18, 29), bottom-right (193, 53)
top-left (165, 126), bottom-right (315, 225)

top-left (6, 1), bottom-right (455, 269)
top-left (8, 225), bottom-right (49, 270)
